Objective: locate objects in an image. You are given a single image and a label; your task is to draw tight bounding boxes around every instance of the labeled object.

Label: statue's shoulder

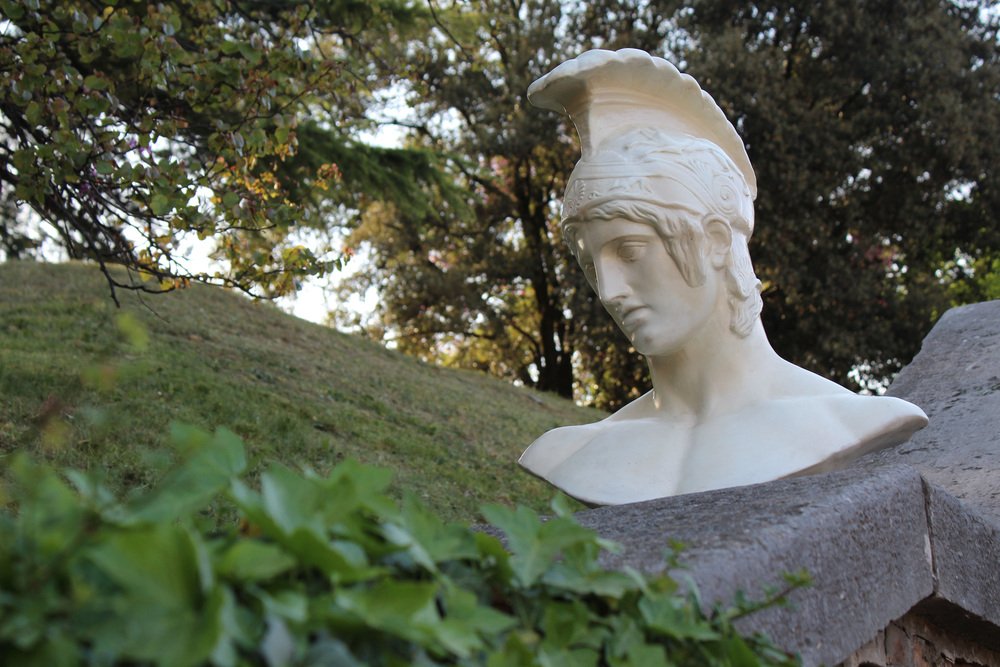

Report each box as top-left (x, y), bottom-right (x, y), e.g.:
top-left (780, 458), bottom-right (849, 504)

top-left (606, 390), bottom-right (659, 420)
top-left (519, 419), bottom-right (605, 479)
top-left (742, 389), bottom-right (927, 476)
top-left (767, 361), bottom-right (928, 447)
top-left (520, 392), bottom-right (660, 479)
top-left (676, 390), bottom-right (928, 494)
top-left (813, 392), bottom-right (928, 460)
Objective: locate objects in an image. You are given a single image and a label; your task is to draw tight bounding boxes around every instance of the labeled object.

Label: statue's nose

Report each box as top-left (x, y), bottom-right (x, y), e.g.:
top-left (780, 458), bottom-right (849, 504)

top-left (596, 260), bottom-right (630, 310)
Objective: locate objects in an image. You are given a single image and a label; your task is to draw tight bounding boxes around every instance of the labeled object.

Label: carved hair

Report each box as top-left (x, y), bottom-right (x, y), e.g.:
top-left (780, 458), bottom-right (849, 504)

top-left (564, 196), bottom-right (763, 338)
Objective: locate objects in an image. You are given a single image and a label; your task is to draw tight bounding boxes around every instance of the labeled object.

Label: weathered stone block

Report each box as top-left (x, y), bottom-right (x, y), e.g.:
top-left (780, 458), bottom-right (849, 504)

top-left (923, 483), bottom-right (1000, 630)
top-left (574, 465), bottom-right (933, 666)
top-left (867, 299), bottom-right (1000, 526)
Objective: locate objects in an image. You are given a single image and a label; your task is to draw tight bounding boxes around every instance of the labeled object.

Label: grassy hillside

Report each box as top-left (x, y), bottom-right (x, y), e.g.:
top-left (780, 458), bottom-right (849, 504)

top-left (0, 261), bottom-right (604, 521)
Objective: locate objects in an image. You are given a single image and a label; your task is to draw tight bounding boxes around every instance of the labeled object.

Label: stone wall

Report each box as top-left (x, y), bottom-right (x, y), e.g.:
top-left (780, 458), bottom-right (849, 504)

top-left (571, 300), bottom-right (1000, 666)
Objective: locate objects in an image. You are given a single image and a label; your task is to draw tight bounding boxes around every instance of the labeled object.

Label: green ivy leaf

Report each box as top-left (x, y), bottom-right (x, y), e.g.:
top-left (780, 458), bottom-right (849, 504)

top-left (5, 454), bottom-right (85, 561)
top-left (487, 632), bottom-right (541, 667)
top-left (716, 635), bottom-right (763, 667)
top-left (539, 600), bottom-right (600, 651)
top-left (542, 561), bottom-right (636, 597)
top-left (258, 464), bottom-right (331, 533)
top-left (382, 495), bottom-right (477, 571)
top-left (472, 530), bottom-right (512, 579)
top-left (230, 466), bottom-right (382, 582)
top-left (0, 634), bottom-right (79, 667)
top-left (481, 504), bottom-right (600, 588)
top-left (83, 525), bottom-right (224, 666)
top-left (302, 637), bottom-right (366, 667)
top-left (217, 541), bottom-right (296, 581)
top-left (639, 593), bottom-right (721, 642)
top-left (125, 426), bottom-right (246, 524)
top-left (85, 524), bottom-right (204, 607)
top-left (260, 615), bottom-right (296, 667)
top-left (537, 646), bottom-right (601, 667)
top-left (435, 586), bottom-right (515, 657)
top-left (335, 581), bottom-right (440, 646)
top-left (260, 590), bottom-right (308, 623)
top-left (607, 639), bottom-right (670, 667)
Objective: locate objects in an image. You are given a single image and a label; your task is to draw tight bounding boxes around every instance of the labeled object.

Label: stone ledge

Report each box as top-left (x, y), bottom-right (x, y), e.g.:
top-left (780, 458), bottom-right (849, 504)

top-left (573, 466), bottom-right (1000, 666)
top-left (574, 465), bottom-right (934, 666)
top-left (570, 301), bottom-right (1000, 666)
top-left (843, 602), bottom-right (1000, 667)
top-left (922, 481), bottom-right (1000, 632)
top-left (867, 298), bottom-right (1000, 526)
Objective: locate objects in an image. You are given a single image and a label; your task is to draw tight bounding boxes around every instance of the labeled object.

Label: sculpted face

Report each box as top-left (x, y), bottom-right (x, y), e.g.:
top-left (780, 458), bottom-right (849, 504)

top-left (575, 217), bottom-right (723, 357)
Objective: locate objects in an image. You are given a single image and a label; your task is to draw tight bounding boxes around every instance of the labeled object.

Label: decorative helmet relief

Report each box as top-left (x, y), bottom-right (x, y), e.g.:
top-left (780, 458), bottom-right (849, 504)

top-left (527, 49), bottom-right (762, 337)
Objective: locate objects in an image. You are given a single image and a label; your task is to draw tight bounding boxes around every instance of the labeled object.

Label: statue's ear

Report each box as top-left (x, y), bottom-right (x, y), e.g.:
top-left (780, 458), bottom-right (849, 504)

top-left (703, 217), bottom-right (732, 270)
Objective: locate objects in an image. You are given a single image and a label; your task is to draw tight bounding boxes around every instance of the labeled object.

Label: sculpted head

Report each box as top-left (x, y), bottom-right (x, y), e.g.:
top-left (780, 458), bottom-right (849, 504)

top-left (561, 128), bottom-right (763, 339)
top-left (527, 49), bottom-right (764, 348)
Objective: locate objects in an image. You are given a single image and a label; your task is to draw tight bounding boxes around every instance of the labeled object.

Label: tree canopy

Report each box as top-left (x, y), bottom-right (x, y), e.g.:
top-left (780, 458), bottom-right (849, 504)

top-left (4, 0), bottom-right (999, 405)
top-left (345, 0), bottom-right (1000, 403)
top-left (673, 0), bottom-right (1000, 390)
top-left (0, 0), bottom-right (445, 298)
top-left (339, 1), bottom-right (666, 403)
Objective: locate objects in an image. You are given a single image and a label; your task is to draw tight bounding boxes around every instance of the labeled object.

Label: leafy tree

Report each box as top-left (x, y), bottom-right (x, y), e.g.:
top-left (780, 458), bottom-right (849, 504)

top-left (662, 0), bottom-right (1000, 390)
top-left (349, 0), bottom-right (1000, 402)
top-left (341, 0), bottom-right (672, 404)
top-left (340, 0), bottom-right (574, 396)
top-left (0, 0), bottom-right (443, 299)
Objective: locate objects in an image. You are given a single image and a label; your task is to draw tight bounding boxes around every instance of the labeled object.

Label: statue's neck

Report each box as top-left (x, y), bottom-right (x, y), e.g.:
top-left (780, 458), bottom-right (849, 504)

top-left (646, 318), bottom-right (780, 421)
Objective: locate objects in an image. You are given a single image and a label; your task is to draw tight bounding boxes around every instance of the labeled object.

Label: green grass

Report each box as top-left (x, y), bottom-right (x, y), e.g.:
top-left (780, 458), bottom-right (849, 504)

top-left (0, 261), bottom-right (604, 521)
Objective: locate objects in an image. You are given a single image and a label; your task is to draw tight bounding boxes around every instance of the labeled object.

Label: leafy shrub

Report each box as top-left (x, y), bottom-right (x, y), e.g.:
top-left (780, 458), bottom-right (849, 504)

top-left (0, 424), bottom-right (802, 666)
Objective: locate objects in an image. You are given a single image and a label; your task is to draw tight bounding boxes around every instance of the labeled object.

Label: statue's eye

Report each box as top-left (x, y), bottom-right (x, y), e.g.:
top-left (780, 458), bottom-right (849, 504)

top-left (617, 240), bottom-right (647, 262)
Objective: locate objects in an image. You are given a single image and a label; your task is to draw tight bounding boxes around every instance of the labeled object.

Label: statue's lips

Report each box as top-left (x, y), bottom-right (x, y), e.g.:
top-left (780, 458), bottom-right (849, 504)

top-left (620, 305), bottom-right (650, 330)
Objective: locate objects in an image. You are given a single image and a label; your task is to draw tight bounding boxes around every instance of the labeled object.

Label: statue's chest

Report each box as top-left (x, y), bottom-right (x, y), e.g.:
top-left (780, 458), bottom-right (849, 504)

top-left (546, 420), bottom-right (692, 505)
top-left (676, 404), bottom-right (857, 492)
top-left (544, 405), bottom-right (852, 503)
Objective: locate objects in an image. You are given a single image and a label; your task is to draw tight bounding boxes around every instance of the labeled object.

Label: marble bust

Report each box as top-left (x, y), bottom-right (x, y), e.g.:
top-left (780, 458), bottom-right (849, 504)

top-left (519, 49), bottom-right (928, 505)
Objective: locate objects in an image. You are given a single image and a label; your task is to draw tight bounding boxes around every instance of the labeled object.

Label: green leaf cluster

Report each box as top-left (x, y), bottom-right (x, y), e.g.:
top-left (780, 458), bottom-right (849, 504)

top-left (0, 425), bottom-right (802, 666)
top-left (347, 0), bottom-right (1000, 404)
top-left (0, 0), bottom-right (439, 298)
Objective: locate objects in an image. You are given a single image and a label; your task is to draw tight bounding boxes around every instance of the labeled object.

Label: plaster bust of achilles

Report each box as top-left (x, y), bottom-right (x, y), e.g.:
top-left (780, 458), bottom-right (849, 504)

top-left (519, 49), bottom-right (928, 505)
